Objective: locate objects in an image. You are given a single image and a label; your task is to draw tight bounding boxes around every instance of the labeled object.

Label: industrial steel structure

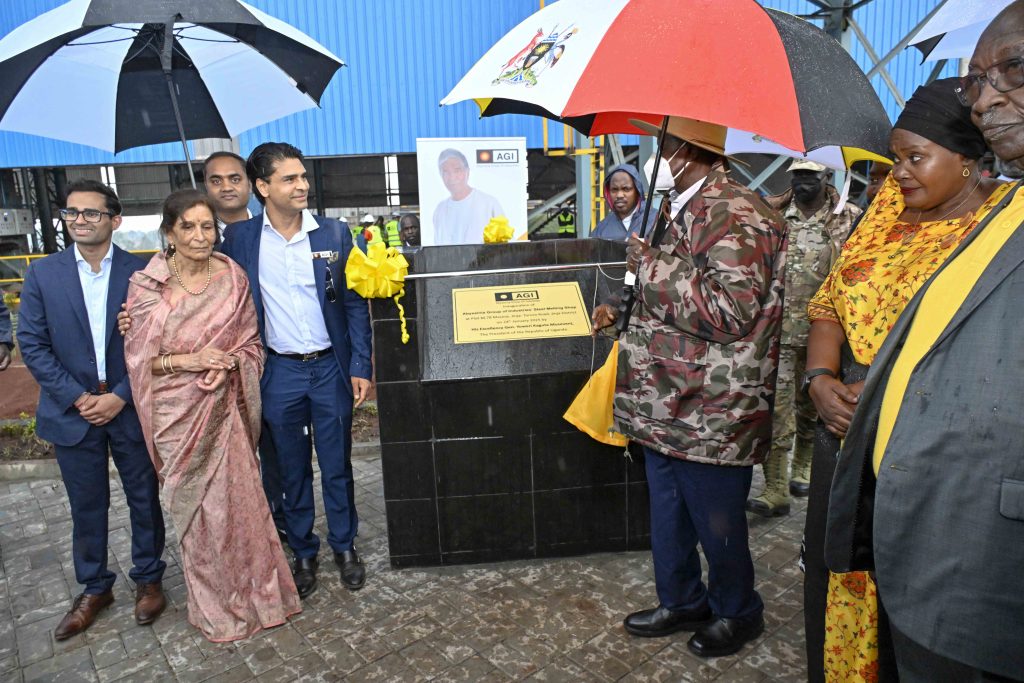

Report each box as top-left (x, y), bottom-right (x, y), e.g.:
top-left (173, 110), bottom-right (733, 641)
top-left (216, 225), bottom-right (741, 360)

top-left (0, 0), bottom-right (962, 261)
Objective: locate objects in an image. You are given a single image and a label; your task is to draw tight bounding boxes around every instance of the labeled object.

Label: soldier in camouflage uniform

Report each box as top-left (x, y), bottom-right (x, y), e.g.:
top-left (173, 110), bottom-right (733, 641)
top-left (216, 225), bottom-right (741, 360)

top-left (592, 119), bottom-right (787, 658)
top-left (746, 160), bottom-right (860, 517)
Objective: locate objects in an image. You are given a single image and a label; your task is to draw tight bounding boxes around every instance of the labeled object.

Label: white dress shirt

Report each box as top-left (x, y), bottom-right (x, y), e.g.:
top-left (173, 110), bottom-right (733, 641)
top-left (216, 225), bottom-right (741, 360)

top-left (670, 175), bottom-right (709, 218)
top-left (73, 243), bottom-right (113, 382)
top-left (258, 209), bottom-right (332, 354)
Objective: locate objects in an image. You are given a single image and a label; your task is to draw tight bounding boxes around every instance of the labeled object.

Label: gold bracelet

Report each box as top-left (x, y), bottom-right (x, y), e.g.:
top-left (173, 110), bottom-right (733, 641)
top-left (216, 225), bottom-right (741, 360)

top-left (160, 354), bottom-right (170, 374)
top-left (167, 354), bottom-right (176, 374)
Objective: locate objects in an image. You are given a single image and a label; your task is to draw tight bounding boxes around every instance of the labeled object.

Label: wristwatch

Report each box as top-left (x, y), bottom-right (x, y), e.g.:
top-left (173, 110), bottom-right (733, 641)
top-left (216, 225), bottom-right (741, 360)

top-left (801, 368), bottom-right (836, 394)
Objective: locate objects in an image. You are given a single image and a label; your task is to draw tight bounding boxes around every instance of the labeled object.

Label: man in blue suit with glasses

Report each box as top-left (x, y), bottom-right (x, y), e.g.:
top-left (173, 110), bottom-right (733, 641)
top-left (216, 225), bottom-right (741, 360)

top-left (18, 179), bottom-right (166, 640)
top-left (221, 142), bottom-right (372, 598)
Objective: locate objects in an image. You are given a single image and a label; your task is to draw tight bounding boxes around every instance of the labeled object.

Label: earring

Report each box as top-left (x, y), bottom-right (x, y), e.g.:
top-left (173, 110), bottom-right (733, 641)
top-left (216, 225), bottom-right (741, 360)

top-left (166, 243), bottom-right (176, 256)
top-left (963, 167), bottom-right (971, 177)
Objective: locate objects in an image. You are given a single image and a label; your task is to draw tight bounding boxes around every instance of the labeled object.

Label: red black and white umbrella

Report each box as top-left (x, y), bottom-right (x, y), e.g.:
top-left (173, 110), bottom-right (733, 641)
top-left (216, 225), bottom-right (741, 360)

top-left (442, 0), bottom-right (891, 158)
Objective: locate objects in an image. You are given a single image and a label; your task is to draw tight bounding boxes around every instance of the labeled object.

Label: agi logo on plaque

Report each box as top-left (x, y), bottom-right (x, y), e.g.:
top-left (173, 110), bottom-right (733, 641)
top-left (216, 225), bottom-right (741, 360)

top-left (452, 283), bottom-right (591, 344)
top-left (494, 290), bottom-right (538, 302)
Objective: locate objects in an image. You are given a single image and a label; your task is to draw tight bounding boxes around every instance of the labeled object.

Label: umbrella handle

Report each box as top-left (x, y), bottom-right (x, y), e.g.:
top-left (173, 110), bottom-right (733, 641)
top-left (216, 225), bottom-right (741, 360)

top-left (615, 117), bottom-right (669, 335)
top-left (614, 193), bottom-right (670, 336)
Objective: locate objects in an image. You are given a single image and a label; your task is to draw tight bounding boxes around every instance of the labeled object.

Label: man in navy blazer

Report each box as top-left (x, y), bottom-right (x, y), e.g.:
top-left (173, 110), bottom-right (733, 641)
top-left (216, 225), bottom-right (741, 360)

top-left (222, 142), bottom-right (373, 598)
top-left (18, 180), bottom-right (166, 641)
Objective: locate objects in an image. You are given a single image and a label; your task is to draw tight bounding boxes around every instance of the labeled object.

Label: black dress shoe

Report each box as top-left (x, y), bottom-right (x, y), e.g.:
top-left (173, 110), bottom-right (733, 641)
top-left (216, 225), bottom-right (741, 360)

top-left (687, 614), bottom-right (765, 657)
top-left (334, 549), bottom-right (366, 591)
top-left (623, 604), bottom-right (713, 638)
top-left (292, 556), bottom-right (318, 599)
top-left (789, 481), bottom-right (810, 497)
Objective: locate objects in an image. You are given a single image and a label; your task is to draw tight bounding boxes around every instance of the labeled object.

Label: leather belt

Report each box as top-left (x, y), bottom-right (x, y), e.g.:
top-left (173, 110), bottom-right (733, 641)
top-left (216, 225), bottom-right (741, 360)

top-left (267, 347), bottom-right (332, 362)
top-left (95, 381), bottom-right (109, 394)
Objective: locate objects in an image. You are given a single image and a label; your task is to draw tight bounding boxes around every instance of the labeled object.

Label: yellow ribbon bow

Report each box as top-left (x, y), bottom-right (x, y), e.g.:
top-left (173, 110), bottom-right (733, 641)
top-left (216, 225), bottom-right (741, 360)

top-left (344, 242), bottom-right (411, 343)
top-left (483, 215), bottom-right (515, 244)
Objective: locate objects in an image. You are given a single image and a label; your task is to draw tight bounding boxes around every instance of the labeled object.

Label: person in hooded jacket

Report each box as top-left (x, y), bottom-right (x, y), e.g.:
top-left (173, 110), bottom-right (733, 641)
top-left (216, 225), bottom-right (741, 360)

top-left (592, 163), bottom-right (656, 240)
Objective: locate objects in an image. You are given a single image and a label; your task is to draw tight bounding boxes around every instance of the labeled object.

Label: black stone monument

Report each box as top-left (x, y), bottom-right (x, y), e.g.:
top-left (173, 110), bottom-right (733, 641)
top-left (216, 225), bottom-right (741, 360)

top-left (371, 239), bottom-right (651, 568)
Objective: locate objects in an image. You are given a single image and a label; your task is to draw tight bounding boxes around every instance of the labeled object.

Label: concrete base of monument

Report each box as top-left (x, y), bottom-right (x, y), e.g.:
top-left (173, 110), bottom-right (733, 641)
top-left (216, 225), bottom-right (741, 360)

top-left (372, 239), bottom-right (650, 568)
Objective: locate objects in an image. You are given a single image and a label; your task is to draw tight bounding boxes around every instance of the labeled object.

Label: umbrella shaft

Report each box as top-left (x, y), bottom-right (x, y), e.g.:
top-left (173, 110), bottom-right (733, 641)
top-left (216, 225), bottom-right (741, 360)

top-left (164, 71), bottom-right (196, 189)
top-left (159, 16), bottom-right (195, 188)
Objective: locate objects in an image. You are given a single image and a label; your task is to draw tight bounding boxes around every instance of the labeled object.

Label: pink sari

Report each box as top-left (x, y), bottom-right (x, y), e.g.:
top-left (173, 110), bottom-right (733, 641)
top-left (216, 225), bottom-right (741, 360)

top-left (124, 253), bottom-right (300, 642)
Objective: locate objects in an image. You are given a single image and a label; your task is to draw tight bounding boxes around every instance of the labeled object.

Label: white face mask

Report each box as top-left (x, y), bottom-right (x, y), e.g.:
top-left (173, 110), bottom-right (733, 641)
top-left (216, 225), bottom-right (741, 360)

top-left (643, 143), bottom-right (687, 193)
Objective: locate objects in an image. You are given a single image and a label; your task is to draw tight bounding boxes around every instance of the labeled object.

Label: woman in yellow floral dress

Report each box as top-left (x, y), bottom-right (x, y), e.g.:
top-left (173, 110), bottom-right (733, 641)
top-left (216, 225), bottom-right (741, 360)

top-left (802, 78), bottom-right (1007, 683)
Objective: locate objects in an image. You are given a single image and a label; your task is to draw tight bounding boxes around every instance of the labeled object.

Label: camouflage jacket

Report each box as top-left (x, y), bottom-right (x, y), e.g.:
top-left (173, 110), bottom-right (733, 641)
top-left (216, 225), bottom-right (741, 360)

top-left (765, 186), bottom-right (860, 346)
top-left (614, 164), bottom-right (787, 466)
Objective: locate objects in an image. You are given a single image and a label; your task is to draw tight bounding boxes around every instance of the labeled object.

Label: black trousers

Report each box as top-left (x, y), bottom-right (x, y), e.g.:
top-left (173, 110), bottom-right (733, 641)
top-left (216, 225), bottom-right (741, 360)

top-left (802, 423), bottom-right (836, 683)
top-left (890, 623), bottom-right (1023, 683)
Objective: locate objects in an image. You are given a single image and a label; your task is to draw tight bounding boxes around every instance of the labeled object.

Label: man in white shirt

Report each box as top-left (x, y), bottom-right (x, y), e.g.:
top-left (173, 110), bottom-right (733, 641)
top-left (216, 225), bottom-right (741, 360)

top-left (221, 143), bottom-right (373, 598)
top-left (432, 148), bottom-right (504, 245)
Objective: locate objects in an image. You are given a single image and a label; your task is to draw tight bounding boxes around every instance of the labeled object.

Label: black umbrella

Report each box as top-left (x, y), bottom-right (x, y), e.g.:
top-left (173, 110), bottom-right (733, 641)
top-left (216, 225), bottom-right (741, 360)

top-left (0, 0), bottom-right (344, 185)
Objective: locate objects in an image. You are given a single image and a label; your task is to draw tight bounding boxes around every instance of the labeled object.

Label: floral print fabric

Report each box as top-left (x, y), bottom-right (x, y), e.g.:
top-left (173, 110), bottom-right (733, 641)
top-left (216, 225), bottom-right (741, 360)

top-left (808, 176), bottom-right (1012, 365)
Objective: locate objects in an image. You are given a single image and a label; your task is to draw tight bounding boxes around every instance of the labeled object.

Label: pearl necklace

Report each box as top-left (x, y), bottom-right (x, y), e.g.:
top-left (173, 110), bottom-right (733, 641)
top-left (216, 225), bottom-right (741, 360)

top-left (170, 253), bottom-right (212, 296)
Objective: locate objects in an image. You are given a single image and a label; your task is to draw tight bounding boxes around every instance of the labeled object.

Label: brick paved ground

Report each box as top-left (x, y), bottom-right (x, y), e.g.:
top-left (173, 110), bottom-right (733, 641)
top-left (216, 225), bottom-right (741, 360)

top-left (0, 452), bottom-right (808, 682)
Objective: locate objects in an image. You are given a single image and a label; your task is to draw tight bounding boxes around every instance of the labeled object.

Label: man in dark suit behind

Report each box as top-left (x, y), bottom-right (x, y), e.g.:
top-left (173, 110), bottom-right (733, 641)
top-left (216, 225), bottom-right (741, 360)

top-left (222, 142), bottom-right (373, 599)
top-left (18, 179), bottom-right (166, 641)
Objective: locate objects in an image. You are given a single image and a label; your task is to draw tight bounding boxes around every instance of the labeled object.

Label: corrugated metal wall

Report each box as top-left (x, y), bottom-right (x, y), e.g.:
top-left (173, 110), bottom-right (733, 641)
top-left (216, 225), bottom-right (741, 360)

top-left (0, 0), bottom-right (964, 168)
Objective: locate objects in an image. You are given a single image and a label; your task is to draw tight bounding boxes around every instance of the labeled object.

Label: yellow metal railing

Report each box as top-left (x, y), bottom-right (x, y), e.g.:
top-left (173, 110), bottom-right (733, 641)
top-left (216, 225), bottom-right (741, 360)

top-left (542, 124), bottom-right (608, 231)
top-left (0, 250), bottom-right (159, 286)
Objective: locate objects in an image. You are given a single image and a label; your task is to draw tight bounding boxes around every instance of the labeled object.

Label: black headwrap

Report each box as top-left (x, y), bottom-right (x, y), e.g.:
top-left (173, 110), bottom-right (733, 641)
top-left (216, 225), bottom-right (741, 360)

top-left (894, 77), bottom-right (989, 160)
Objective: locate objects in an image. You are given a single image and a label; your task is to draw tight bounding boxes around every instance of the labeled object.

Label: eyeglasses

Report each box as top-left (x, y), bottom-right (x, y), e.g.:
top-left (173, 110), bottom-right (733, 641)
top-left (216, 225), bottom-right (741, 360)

top-left (956, 57), bottom-right (1024, 106)
top-left (324, 265), bottom-right (337, 303)
top-left (60, 208), bottom-right (115, 223)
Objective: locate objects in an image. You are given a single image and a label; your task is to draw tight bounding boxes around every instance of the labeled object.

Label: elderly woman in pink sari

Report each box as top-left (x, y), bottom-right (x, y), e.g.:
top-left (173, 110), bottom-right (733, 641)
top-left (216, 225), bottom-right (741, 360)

top-left (124, 189), bottom-right (300, 642)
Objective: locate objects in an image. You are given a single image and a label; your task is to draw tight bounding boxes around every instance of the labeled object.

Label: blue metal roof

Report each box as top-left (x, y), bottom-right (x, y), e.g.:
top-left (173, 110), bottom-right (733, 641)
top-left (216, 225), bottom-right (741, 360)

top-left (0, 0), bottom-right (958, 168)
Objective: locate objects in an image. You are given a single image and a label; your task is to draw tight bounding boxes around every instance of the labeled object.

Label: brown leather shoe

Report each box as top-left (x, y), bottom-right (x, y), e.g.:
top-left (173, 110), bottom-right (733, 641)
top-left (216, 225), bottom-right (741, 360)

top-left (54, 591), bottom-right (113, 641)
top-left (134, 582), bottom-right (166, 625)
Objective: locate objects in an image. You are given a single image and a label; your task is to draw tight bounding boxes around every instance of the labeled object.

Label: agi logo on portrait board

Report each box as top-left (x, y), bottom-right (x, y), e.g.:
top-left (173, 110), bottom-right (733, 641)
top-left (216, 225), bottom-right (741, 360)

top-left (494, 290), bottom-right (539, 302)
top-left (476, 149), bottom-right (519, 164)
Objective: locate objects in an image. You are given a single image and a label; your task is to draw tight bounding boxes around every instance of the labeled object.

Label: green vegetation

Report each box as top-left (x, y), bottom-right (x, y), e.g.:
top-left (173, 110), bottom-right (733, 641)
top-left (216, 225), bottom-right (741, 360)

top-left (0, 413), bottom-right (52, 461)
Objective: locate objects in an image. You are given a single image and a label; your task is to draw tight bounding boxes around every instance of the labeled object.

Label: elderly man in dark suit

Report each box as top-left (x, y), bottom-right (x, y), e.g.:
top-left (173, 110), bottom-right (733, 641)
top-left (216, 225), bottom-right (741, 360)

top-left (221, 142), bottom-right (372, 599)
top-left (825, 4), bottom-right (1024, 681)
top-left (18, 179), bottom-right (166, 641)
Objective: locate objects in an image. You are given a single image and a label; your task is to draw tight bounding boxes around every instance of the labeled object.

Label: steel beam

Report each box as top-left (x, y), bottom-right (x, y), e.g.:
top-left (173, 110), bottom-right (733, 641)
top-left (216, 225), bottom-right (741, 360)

top-left (847, 16), bottom-right (906, 108)
top-left (574, 130), bottom-right (593, 238)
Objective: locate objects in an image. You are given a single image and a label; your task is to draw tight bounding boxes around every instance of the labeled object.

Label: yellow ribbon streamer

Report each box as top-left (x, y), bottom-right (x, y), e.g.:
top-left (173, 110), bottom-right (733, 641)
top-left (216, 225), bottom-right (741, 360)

top-left (345, 243), bottom-right (411, 344)
top-left (483, 215), bottom-right (515, 244)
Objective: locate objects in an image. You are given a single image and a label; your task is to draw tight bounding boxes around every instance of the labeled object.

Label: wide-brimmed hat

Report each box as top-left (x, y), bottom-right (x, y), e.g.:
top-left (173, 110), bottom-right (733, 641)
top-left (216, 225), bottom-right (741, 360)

top-left (628, 117), bottom-right (748, 167)
top-left (629, 117), bottom-right (728, 157)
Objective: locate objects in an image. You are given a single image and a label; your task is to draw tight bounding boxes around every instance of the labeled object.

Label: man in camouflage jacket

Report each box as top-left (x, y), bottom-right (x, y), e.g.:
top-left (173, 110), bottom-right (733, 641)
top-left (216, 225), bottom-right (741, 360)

top-left (594, 123), bottom-right (786, 658)
top-left (747, 160), bottom-right (860, 517)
